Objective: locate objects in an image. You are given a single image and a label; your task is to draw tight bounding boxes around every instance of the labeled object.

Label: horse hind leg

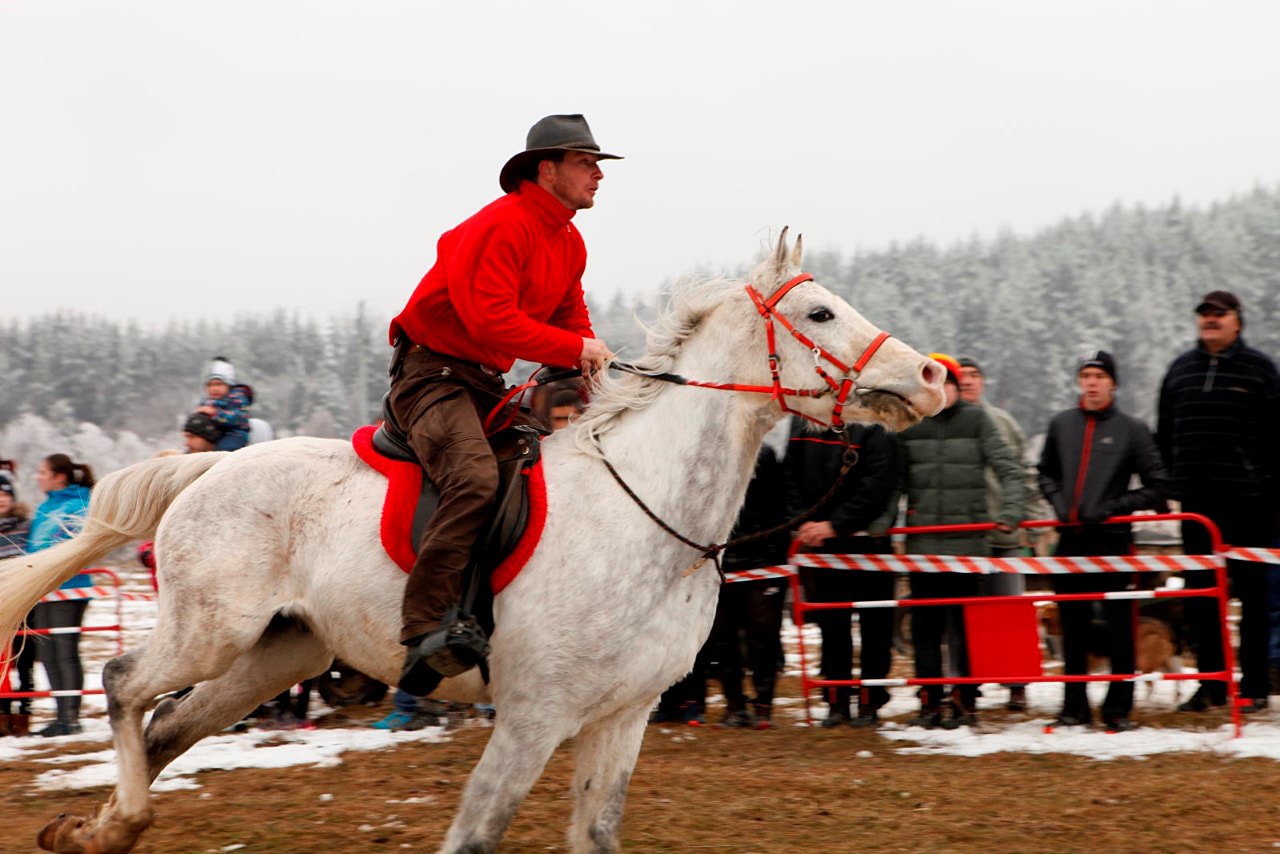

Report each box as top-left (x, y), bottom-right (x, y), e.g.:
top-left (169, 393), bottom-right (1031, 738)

top-left (568, 706), bottom-right (650, 854)
top-left (37, 618), bottom-right (329, 854)
top-left (37, 649), bottom-right (168, 854)
top-left (142, 616), bottom-right (331, 779)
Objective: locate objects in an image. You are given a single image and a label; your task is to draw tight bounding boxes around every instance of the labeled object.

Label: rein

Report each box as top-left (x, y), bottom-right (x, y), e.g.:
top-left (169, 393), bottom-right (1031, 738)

top-left (597, 271), bottom-right (885, 579)
top-left (599, 439), bottom-right (860, 580)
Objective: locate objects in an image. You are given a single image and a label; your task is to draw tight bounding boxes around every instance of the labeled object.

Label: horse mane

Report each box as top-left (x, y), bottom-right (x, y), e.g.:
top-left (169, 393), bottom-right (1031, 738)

top-left (572, 274), bottom-right (741, 455)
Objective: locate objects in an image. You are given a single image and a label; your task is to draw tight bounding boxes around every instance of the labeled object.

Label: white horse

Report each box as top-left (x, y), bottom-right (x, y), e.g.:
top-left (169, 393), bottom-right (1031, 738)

top-left (0, 231), bottom-right (944, 854)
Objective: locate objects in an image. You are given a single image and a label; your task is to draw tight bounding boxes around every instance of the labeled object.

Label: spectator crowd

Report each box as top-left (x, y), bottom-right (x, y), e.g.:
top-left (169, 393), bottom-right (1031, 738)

top-left (655, 288), bottom-right (1280, 732)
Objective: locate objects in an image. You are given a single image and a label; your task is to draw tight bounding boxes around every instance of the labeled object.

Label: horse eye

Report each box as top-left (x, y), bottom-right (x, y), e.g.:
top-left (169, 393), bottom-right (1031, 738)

top-left (807, 307), bottom-right (834, 323)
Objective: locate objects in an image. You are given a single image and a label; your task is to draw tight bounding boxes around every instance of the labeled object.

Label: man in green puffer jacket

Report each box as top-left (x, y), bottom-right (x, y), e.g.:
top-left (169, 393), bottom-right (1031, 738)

top-left (898, 353), bottom-right (1025, 728)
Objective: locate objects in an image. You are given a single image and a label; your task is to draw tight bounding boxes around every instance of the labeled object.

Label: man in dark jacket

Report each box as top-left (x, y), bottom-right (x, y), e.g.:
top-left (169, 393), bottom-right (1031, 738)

top-left (898, 354), bottom-right (1025, 727)
top-left (1157, 291), bottom-right (1280, 712)
top-left (785, 417), bottom-right (901, 727)
top-left (1039, 351), bottom-right (1168, 731)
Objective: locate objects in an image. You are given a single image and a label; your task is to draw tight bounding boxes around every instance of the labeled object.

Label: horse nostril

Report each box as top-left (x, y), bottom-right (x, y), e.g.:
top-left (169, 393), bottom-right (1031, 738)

top-left (922, 361), bottom-right (942, 385)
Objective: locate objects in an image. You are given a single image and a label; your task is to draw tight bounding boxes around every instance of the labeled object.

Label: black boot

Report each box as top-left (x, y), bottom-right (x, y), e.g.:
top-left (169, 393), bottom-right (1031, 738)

top-left (820, 687), bottom-right (851, 728)
top-left (751, 701), bottom-right (773, 730)
top-left (399, 608), bottom-right (490, 696)
top-left (850, 686), bottom-right (883, 728)
top-left (941, 687), bottom-right (977, 730)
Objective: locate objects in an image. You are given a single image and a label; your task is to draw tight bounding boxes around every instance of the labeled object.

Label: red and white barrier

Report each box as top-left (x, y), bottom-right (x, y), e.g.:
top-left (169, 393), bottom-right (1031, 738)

top-left (38, 586), bottom-right (157, 603)
top-left (723, 566), bottom-right (796, 584)
top-left (1223, 547), bottom-right (1280, 565)
top-left (791, 552), bottom-right (1221, 575)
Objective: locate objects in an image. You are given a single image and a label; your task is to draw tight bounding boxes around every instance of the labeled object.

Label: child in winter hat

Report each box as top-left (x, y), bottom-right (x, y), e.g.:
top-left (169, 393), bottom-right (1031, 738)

top-left (197, 356), bottom-right (251, 451)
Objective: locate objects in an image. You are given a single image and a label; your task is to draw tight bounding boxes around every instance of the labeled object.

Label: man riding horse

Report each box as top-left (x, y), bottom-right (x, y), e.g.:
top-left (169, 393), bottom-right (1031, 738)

top-left (389, 114), bottom-right (620, 696)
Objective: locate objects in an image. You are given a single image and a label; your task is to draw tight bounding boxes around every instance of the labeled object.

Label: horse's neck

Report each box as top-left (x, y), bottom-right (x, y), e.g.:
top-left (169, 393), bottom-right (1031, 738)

top-left (592, 337), bottom-right (777, 545)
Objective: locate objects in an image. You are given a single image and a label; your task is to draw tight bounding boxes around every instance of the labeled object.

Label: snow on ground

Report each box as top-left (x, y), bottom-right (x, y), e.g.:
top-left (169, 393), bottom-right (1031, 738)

top-left (1, 718), bottom-right (451, 792)
top-left (7, 569), bottom-right (1280, 794)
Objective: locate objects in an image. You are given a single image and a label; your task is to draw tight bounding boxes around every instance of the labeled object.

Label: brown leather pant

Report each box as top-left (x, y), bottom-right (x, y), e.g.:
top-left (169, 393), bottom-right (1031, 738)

top-left (388, 348), bottom-right (535, 642)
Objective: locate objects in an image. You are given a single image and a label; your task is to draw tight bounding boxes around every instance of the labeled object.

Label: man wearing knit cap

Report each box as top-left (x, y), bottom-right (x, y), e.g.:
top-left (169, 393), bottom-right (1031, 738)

top-left (388, 115), bottom-right (622, 695)
top-left (1158, 291), bottom-right (1280, 713)
top-left (1038, 350), bottom-right (1168, 731)
top-left (896, 353), bottom-right (1025, 728)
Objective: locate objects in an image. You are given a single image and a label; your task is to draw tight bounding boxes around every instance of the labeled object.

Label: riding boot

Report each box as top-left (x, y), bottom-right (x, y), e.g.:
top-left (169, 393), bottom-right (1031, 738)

top-left (399, 606), bottom-right (490, 696)
top-left (10, 713), bottom-right (30, 737)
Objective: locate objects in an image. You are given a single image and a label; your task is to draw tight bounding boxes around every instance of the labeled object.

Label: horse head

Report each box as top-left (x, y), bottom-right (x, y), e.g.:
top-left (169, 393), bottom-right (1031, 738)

top-left (742, 228), bottom-right (945, 432)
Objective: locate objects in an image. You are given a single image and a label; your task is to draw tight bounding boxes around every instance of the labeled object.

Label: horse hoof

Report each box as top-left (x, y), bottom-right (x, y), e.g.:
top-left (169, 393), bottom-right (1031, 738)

top-left (37, 813), bottom-right (87, 852)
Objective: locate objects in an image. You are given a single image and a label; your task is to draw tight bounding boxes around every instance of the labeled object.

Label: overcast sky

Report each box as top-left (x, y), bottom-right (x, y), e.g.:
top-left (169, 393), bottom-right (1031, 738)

top-left (3, 1), bottom-right (1278, 328)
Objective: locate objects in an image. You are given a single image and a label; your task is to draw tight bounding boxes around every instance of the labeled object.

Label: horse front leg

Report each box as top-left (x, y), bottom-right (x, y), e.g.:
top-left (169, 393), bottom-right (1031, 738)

top-left (568, 706), bottom-right (650, 854)
top-left (439, 715), bottom-right (566, 854)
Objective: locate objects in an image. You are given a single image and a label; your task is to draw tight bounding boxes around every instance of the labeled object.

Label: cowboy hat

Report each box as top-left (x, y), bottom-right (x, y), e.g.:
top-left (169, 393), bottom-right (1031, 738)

top-left (499, 114), bottom-right (622, 193)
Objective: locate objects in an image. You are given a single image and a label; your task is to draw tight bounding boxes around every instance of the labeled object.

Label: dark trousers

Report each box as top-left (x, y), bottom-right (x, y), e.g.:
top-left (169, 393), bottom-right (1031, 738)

top-left (1051, 530), bottom-right (1136, 719)
top-left (389, 349), bottom-right (536, 641)
top-left (706, 577), bottom-right (786, 709)
top-left (1180, 498), bottom-right (1277, 701)
top-left (910, 574), bottom-right (980, 707)
top-left (1, 611), bottom-right (38, 715)
top-left (30, 600), bottom-right (89, 724)
top-left (802, 546), bottom-right (896, 712)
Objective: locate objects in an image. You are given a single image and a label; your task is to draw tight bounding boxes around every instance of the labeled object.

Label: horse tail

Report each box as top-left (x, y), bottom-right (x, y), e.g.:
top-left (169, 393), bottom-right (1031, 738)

top-left (0, 452), bottom-right (226, 647)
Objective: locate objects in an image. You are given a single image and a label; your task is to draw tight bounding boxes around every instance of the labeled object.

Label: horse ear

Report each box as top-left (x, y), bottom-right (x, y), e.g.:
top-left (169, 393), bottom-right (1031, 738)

top-left (758, 227), bottom-right (803, 295)
top-left (771, 226), bottom-right (791, 274)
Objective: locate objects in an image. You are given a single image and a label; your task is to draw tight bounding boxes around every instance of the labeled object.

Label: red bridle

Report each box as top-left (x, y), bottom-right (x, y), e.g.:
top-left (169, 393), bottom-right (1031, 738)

top-left (608, 273), bottom-right (892, 432)
top-left (742, 272), bottom-right (891, 431)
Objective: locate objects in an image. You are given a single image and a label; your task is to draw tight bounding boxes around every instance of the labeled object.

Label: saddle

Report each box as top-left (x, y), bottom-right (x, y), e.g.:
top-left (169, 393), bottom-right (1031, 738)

top-left (352, 394), bottom-right (549, 638)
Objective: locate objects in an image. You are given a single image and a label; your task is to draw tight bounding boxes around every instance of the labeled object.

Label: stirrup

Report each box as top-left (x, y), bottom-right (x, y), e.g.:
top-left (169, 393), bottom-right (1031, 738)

top-left (421, 610), bottom-right (491, 678)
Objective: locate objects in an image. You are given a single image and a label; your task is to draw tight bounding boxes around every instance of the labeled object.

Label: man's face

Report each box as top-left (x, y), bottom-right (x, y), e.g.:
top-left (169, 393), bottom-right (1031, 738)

top-left (540, 152), bottom-right (604, 211)
top-left (1197, 307), bottom-right (1241, 353)
top-left (0, 492), bottom-right (12, 515)
top-left (184, 432), bottom-right (216, 453)
top-left (205, 379), bottom-right (229, 400)
top-left (959, 366), bottom-right (984, 404)
top-left (549, 404), bottom-right (578, 432)
top-left (1077, 367), bottom-right (1115, 411)
top-left (943, 382), bottom-right (960, 409)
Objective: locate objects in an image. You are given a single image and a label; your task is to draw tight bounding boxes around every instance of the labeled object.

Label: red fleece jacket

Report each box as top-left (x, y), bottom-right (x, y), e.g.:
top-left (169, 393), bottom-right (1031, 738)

top-left (390, 181), bottom-right (594, 372)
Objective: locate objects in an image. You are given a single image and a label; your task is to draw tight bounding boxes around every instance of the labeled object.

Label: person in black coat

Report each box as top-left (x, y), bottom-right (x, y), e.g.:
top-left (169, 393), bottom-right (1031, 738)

top-left (652, 445), bottom-right (791, 728)
top-left (1039, 351), bottom-right (1168, 730)
top-left (707, 445), bottom-right (793, 727)
top-left (784, 417), bottom-right (900, 727)
top-left (1156, 291), bottom-right (1280, 712)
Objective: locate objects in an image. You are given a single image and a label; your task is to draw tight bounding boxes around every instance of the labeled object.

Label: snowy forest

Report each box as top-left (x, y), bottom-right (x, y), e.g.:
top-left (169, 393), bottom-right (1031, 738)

top-left (1, 185), bottom-right (1278, 495)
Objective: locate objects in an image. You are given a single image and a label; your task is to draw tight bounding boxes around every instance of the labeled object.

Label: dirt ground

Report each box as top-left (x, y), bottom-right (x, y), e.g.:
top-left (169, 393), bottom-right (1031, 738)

top-left (4, 698), bottom-right (1277, 854)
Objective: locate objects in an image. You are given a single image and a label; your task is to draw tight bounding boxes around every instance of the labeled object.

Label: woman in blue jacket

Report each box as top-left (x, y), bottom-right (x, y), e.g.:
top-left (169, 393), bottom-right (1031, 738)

top-left (28, 453), bottom-right (95, 737)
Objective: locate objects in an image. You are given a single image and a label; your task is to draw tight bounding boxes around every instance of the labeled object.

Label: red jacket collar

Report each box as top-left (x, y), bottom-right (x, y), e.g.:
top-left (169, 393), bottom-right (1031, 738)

top-left (515, 181), bottom-right (576, 227)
